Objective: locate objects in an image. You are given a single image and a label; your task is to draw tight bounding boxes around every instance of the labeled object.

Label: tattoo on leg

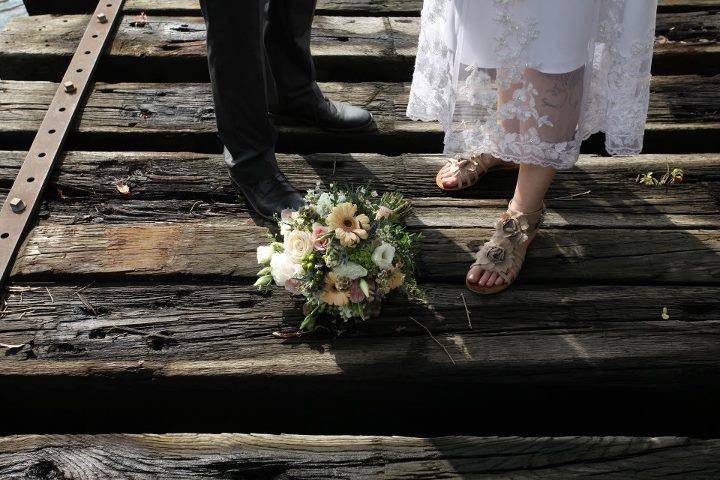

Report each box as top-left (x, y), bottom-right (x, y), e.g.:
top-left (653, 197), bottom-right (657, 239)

top-left (540, 67), bottom-right (584, 110)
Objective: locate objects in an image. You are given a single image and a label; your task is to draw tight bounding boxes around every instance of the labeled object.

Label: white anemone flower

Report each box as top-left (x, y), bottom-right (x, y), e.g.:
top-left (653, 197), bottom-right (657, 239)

top-left (372, 242), bottom-right (395, 270)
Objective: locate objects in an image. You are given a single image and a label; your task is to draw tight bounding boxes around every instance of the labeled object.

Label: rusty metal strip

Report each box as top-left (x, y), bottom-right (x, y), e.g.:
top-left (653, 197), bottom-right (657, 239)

top-left (0, 0), bottom-right (125, 286)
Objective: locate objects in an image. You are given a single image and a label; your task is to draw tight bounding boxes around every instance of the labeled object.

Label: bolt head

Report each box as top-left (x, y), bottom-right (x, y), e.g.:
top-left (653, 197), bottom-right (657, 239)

top-left (9, 197), bottom-right (26, 213)
top-left (97, 13), bottom-right (108, 23)
top-left (64, 81), bottom-right (76, 93)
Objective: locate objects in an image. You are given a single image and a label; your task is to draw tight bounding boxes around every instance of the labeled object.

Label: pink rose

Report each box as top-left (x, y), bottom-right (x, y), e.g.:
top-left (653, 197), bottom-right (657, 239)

top-left (311, 223), bottom-right (330, 251)
top-left (375, 206), bottom-right (392, 221)
top-left (349, 280), bottom-right (366, 303)
top-left (284, 278), bottom-right (302, 295)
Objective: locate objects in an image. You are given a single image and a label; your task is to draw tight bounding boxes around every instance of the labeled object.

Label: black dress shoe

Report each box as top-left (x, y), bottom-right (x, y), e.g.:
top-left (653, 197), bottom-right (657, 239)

top-left (226, 148), bottom-right (304, 221)
top-left (273, 97), bottom-right (373, 132)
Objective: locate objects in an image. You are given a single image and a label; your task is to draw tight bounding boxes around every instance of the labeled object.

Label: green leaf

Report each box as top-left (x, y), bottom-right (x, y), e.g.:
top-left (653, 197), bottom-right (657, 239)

top-left (299, 315), bottom-right (316, 331)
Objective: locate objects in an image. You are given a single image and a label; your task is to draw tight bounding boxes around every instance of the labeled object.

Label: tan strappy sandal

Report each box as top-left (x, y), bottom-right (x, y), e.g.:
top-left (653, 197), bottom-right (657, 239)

top-left (466, 202), bottom-right (545, 295)
top-left (435, 153), bottom-right (518, 191)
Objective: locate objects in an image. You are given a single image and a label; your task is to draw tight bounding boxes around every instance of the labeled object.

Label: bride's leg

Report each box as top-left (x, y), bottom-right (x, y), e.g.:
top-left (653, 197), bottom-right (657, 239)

top-left (468, 66), bottom-right (584, 288)
top-left (437, 69), bottom-right (520, 189)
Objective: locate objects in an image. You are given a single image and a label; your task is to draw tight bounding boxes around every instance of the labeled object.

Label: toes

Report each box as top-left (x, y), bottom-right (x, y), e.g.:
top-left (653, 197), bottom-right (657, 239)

top-left (487, 272), bottom-right (498, 286)
top-left (478, 270), bottom-right (492, 287)
top-left (443, 178), bottom-right (458, 188)
top-left (466, 266), bottom-right (483, 284)
top-left (494, 274), bottom-right (504, 286)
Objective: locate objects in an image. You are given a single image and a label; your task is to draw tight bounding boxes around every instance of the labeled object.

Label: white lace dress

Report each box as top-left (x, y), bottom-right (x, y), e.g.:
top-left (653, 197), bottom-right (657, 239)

top-left (407, 0), bottom-right (658, 169)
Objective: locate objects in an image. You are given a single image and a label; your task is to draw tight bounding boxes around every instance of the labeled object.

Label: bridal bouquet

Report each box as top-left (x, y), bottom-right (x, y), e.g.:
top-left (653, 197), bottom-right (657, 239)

top-left (255, 184), bottom-right (421, 332)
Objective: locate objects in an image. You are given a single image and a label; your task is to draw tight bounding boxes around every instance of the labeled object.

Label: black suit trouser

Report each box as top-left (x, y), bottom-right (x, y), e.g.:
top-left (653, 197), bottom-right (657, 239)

top-left (200, 0), bottom-right (322, 166)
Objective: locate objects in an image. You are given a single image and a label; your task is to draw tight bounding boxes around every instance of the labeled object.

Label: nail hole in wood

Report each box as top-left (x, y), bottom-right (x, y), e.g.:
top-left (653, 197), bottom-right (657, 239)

top-left (1, 233), bottom-right (9, 239)
top-left (27, 177), bottom-right (35, 183)
top-left (48, 129), bottom-right (56, 134)
top-left (38, 152), bottom-right (46, 157)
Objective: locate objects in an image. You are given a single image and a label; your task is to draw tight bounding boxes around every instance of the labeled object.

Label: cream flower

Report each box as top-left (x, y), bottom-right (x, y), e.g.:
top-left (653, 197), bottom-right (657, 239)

top-left (321, 272), bottom-right (350, 306)
top-left (256, 245), bottom-right (274, 264)
top-left (326, 203), bottom-right (370, 247)
top-left (372, 242), bottom-right (395, 270)
top-left (270, 252), bottom-right (302, 287)
top-left (284, 229), bottom-right (313, 263)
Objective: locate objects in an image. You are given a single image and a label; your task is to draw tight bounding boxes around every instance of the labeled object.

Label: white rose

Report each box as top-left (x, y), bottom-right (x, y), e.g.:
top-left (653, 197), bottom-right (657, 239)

top-left (332, 262), bottom-right (368, 280)
top-left (270, 252), bottom-right (302, 286)
top-left (256, 245), bottom-right (274, 264)
top-left (284, 229), bottom-right (314, 263)
top-left (372, 242), bottom-right (395, 270)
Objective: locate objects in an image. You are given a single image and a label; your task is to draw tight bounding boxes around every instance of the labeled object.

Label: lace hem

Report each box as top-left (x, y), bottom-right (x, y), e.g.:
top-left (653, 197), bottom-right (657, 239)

top-left (406, 0), bottom-right (656, 171)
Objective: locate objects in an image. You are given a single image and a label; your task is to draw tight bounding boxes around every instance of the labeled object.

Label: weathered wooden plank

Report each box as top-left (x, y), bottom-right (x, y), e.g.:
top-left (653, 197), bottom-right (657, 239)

top-left (2, 281), bottom-right (718, 353)
top-left (9, 219), bottom-right (720, 283)
top-left (0, 11), bottom-right (717, 82)
top-left (0, 14), bottom-right (417, 82)
top-left (19, 0), bottom-right (720, 16)
top-left (2, 281), bottom-right (720, 435)
top-left (2, 278), bottom-right (720, 434)
top-left (1, 151), bottom-right (718, 229)
top-left (1, 434), bottom-right (718, 480)
top-left (0, 78), bottom-right (718, 154)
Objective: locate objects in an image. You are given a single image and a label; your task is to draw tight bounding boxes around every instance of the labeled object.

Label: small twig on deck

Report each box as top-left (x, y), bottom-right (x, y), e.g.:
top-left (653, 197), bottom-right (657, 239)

top-left (460, 293), bottom-right (472, 329)
top-left (45, 287), bottom-right (54, 304)
top-left (332, 160), bottom-right (337, 176)
top-left (76, 292), bottom-right (97, 316)
top-left (409, 316), bottom-right (456, 365)
top-left (548, 190), bottom-right (591, 201)
top-left (0, 342), bottom-right (27, 350)
top-left (189, 201), bottom-right (202, 214)
top-left (74, 282), bottom-right (95, 293)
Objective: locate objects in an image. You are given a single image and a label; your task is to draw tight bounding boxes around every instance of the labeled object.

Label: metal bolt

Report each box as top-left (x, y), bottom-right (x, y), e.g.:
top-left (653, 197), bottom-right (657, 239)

top-left (97, 13), bottom-right (108, 23)
top-left (64, 81), bottom-right (76, 93)
top-left (9, 197), bottom-right (26, 214)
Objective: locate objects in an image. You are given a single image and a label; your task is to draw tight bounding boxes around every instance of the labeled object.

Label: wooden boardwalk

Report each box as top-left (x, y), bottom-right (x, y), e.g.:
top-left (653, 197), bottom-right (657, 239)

top-left (1, 0), bottom-right (719, 477)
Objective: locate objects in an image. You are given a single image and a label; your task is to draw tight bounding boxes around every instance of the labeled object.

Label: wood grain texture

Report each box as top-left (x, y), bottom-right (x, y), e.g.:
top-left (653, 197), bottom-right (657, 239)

top-left (1, 281), bottom-right (719, 385)
top-left (1, 151), bottom-right (718, 229)
top-left (0, 434), bottom-right (719, 479)
top-left (0, 14), bottom-right (417, 82)
top-left (8, 219), bottom-right (719, 282)
top-left (0, 10), bottom-right (717, 81)
top-left (2, 281), bottom-right (719, 358)
top-left (0, 77), bottom-right (719, 154)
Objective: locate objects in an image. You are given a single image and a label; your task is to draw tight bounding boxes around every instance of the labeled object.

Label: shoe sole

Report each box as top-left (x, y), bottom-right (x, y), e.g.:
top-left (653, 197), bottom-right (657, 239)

top-left (270, 113), bottom-right (375, 133)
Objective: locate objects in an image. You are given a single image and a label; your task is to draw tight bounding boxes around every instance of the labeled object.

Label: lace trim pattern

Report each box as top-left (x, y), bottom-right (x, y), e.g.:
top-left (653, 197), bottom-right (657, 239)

top-left (407, 0), bottom-right (657, 170)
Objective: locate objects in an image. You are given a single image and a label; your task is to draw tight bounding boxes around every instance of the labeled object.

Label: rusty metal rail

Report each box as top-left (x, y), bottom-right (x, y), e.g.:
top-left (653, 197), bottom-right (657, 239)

top-left (0, 0), bottom-right (125, 286)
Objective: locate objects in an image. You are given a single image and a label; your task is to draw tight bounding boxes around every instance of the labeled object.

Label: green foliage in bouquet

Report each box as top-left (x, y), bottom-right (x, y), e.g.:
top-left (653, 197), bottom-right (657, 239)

top-left (255, 184), bottom-right (422, 332)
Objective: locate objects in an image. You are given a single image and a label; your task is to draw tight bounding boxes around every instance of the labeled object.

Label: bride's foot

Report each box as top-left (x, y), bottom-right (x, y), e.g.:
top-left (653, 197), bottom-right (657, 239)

top-left (436, 153), bottom-right (517, 191)
top-left (465, 201), bottom-right (545, 294)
